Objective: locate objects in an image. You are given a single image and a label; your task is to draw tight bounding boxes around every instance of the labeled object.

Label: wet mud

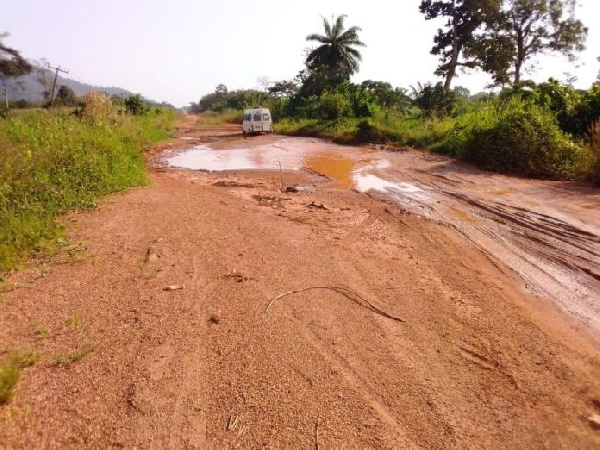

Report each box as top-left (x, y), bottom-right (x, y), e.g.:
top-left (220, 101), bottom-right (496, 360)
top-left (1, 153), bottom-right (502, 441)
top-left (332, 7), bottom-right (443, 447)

top-left (164, 133), bottom-right (600, 331)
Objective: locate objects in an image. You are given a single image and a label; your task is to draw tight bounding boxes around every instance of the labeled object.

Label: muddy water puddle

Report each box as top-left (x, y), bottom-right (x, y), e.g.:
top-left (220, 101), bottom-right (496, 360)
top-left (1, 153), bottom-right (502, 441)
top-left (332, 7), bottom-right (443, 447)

top-left (165, 141), bottom-right (424, 196)
top-left (166, 144), bottom-right (306, 171)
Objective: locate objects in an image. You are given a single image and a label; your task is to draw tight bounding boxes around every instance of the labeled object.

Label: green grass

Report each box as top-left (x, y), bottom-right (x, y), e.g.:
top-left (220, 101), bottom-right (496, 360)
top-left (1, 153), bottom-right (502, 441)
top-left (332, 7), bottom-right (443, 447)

top-left (0, 107), bottom-right (175, 273)
top-left (195, 109), bottom-right (243, 126)
top-left (275, 115), bottom-right (454, 148)
top-left (275, 118), bottom-right (360, 143)
top-left (50, 340), bottom-right (97, 367)
top-left (0, 351), bottom-right (38, 405)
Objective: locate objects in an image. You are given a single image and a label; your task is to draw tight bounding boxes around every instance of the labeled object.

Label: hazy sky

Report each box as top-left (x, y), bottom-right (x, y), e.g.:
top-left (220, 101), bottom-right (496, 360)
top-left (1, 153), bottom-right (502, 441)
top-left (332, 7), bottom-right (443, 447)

top-left (2, 0), bottom-right (599, 107)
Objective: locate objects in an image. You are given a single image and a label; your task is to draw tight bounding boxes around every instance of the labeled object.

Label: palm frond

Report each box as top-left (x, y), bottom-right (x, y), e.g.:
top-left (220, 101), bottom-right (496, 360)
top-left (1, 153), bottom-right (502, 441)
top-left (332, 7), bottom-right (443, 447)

top-left (322, 16), bottom-right (332, 38)
top-left (306, 33), bottom-right (331, 44)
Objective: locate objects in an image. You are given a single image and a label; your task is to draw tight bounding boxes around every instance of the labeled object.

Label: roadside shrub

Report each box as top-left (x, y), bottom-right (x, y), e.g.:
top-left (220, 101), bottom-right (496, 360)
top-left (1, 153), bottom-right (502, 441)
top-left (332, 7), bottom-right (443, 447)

top-left (356, 119), bottom-right (398, 143)
top-left (589, 119), bottom-right (600, 184)
top-left (78, 92), bottom-right (120, 125)
top-left (195, 109), bottom-right (243, 125)
top-left (433, 100), bottom-right (504, 156)
top-left (124, 94), bottom-right (148, 116)
top-left (316, 92), bottom-right (351, 120)
top-left (575, 84), bottom-right (600, 137)
top-left (457, 101), bottom-right (589, 179)
top-left (411, 82), bottom-right (456, 118)
top-left (535, 79), bottom-right (581, 135)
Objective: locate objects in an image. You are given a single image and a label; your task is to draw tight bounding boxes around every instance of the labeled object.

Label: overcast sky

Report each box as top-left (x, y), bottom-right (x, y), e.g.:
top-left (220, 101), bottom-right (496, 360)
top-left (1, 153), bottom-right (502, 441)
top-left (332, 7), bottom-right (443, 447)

top-left (2, 0), bottom-right (599, 107)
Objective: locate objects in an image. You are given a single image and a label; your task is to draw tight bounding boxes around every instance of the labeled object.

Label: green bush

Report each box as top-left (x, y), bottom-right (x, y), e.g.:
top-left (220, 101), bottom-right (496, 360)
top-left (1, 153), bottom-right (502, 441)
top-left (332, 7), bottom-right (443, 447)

top-left (355, 119), bottom-right (409, 143)
top-left (575, 84), bottom-right (600, 137)
top-left (589, 120), bottom-right (600, 185)
top-left (124, 94), bottom-right (148, 116)
top-left (448, 100), bottom-right (590, 179)
top-left (411, 82), bottom-right (457, 118)
top-left (315, 92), bottom-right (351, 120)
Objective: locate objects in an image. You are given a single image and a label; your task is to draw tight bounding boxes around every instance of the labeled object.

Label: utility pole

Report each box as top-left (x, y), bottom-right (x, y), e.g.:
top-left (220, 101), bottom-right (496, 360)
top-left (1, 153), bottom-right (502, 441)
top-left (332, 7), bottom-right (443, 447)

top-left (47, 64), bottom-right (68, 107)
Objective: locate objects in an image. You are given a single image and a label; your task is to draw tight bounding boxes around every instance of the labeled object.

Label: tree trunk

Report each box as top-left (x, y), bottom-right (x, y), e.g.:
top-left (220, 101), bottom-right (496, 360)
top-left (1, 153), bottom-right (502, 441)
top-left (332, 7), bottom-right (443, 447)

top-left (444, 50), bottom-right (459, 92)
top-left (513, 29), bottom-right (525, 85)
top-left (444, 2), bottom-right (460, 92)
top-left (513, 59), bottom-right (522, 85)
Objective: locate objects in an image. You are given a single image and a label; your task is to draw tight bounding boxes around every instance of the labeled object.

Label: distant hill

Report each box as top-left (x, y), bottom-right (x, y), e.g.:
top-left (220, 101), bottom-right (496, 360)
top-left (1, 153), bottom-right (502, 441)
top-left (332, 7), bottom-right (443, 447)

top-left (3, 65), bottom-right (133, 103)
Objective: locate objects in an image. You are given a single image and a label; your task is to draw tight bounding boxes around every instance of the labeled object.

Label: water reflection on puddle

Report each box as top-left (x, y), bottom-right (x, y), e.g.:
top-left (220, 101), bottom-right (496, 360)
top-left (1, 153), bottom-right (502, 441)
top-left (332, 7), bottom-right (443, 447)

top-left (353, 173), bottom-right (424, 196)
top-left (166, 144), bottom-right (306, 171)
top-left (306, 155), bottom-right (357, 189)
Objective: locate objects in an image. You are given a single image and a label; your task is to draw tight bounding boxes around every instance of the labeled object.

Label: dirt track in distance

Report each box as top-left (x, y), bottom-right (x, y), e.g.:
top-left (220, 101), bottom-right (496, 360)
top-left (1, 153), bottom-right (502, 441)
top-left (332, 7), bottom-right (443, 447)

top-left (1, 116), bottom-right (600, 448)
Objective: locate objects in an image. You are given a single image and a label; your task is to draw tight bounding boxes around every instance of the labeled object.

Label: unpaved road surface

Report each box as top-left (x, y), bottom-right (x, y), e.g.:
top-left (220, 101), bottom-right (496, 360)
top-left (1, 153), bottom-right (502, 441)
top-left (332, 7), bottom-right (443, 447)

top-left (2, 116), bottom-right (600, 447)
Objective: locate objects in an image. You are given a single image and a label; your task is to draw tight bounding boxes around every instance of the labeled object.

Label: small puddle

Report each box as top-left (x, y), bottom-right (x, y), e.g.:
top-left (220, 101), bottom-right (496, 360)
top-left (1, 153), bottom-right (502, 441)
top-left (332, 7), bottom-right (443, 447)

top-left (305, 155), bottom-right (357, 189)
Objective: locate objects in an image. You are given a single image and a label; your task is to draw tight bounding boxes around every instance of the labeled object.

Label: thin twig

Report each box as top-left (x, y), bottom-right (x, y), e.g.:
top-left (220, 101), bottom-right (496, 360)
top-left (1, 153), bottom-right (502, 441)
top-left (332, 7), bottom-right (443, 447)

top-left (265, 286), bottom-right (404, 322)
top-left (315, 417), bottom-right (321, 450)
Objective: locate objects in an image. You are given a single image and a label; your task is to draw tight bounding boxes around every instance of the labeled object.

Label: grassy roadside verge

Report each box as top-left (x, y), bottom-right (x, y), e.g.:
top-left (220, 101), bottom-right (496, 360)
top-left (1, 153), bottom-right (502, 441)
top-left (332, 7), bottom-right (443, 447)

top-left (195, 109), bottom-right (243, 126)
top-left (275, 116), bottom-right (454, 148)
top-left (0, 106), bottom-right (175, 274)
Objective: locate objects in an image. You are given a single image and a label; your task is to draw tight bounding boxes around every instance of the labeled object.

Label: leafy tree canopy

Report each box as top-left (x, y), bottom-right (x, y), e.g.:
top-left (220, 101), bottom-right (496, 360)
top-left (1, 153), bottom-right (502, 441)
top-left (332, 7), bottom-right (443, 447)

top-left (474, 0), bottom-right (587, 85)
top-left (419, 0), bottom-right (503, 91)
top-left (1, 33), bottom-right (32, 108)
top-left (0, 33), bottom-right (32, 79)
top-left (268, 80), bottom-right (299, 98)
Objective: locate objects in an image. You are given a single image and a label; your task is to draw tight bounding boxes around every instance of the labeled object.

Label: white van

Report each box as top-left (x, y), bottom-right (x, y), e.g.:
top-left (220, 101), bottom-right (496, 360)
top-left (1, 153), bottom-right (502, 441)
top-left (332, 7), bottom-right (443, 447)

top-left (242, 107), bottom-right (273, 134)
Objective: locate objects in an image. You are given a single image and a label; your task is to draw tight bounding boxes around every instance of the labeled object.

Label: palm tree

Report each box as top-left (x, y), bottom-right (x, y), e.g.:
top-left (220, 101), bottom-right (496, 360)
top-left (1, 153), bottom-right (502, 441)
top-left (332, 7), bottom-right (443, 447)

top-left (305, 15), bottom-right (366, 79)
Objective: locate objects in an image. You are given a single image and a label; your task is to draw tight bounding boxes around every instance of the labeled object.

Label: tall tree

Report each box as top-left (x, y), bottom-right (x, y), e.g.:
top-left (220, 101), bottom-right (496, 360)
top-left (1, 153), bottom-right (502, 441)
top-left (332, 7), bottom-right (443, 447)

top-left (420, 0), bottom-right (503, 92)
top-left (481, 0), bottom-right (587, 85)
top-left (0, 33), bottom-right (32, 108)
top-left (305, 15), bottom-right (365, 79)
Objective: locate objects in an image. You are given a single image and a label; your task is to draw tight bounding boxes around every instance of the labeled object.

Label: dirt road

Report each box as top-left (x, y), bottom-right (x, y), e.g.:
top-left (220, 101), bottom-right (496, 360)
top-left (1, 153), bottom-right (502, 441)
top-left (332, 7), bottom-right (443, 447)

top-left (2, 116), bottom-right (600, 447)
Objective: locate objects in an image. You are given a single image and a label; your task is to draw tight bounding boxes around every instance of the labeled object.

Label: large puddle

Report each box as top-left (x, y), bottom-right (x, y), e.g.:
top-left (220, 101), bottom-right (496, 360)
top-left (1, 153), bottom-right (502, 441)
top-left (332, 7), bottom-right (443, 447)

top-left (165, 141), bottom-right (426, 197)
top-left (166, 144), bottom-right (306, 171)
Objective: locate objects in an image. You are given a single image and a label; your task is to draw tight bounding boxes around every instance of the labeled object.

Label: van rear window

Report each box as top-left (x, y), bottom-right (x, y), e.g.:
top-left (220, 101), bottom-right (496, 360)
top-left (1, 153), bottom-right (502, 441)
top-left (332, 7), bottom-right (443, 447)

top-left (263, 113), bottom-right (270, 121)
top-left (253, 113), bottom-right (261, 121)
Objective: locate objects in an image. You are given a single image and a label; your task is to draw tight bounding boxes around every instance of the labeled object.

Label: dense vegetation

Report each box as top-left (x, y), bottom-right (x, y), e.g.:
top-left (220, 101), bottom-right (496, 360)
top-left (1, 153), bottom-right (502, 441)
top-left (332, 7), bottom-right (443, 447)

top-left (0, 93), bottom-right (175, 273)
top-left (190, 4), bottom-right (599, 183)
